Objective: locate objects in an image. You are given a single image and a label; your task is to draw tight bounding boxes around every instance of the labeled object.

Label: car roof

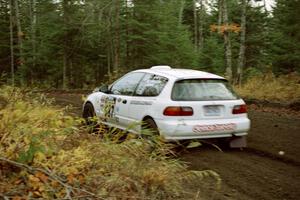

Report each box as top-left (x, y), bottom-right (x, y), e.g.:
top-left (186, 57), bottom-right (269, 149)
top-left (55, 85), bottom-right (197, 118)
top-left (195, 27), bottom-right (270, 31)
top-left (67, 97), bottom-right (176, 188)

top-left (134, 66), bottom-right (226, 80)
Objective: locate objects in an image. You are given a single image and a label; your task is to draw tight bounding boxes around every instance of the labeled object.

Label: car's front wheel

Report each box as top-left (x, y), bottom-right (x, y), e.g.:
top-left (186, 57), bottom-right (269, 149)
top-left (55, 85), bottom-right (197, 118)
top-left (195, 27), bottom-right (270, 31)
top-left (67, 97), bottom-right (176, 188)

top-left (82, 102), bottom-right (96, 127)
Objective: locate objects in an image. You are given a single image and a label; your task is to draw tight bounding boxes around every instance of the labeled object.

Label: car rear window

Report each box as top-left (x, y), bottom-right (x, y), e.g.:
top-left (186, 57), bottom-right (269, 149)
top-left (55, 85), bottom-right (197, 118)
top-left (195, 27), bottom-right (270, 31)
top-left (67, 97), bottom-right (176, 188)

top-left (172, 79), bottom-right (239, 101)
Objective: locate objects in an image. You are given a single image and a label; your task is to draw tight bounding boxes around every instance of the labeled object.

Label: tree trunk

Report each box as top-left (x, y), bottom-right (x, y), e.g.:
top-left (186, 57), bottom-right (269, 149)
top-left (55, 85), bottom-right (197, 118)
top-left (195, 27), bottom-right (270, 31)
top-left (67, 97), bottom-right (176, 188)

top-left (107, 6), bottom-right (113, 80)
top-left (178, 0), bottom-right (185, 26)
top-left (70, 59), bottom-right (74, 88)
top-left (193, 0), bottom-right (198, 51)
top-left (236, 0), bottom-right (247, 86)
top-left (198, 0), bottom-right (204, 50)
top-left (113, 0), bottom-right (120, 72)
top-left (107, 44), bottom-right (111, 80)
top-left (223, 0), bottom-right (233, 82)
top-left (29, 0), bottom-right (36, 85)
top-left (63, 52), bottom-right (67, 89)
top-left (14, 0), bottom-right (24, 84)
top-left (218, 0), bottom-right (223, 34)
top-left (125, 0), bottom-right (129, 67)
top-left (62, 0), bottom-right (69, 89)
top-left (9, 0), bottom-right (14, 86)
top-left (94, 2), bottom-right (103, 82)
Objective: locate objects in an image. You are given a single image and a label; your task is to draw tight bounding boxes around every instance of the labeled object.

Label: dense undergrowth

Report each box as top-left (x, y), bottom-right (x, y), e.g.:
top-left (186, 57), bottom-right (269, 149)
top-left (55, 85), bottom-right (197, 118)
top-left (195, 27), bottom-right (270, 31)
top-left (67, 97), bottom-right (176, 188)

top-left (235, 73), bottom-right (300, 103)
top-left (0, 86), bottom-right (220, 199)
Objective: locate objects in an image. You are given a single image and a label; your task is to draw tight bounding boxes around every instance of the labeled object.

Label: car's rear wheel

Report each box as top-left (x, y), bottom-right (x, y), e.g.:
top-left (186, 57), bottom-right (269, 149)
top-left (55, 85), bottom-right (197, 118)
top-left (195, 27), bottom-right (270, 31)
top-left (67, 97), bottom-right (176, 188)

top-left (218, 138), bottom-right (230, 149)
top-left (219, 136), bottom-right (247, 149)
top-left (142, 118), bottom-right (159, 137)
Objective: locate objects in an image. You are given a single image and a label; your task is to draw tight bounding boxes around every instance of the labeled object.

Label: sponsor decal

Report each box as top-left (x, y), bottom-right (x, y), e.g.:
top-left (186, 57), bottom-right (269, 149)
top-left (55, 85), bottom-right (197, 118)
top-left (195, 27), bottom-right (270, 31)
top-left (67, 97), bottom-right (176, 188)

top-left (100, 96), bottom-right (107, 103)
top-left (130, 100), bottom-right (153, 105)
top-left (193, 123), bottom-right (236, 133)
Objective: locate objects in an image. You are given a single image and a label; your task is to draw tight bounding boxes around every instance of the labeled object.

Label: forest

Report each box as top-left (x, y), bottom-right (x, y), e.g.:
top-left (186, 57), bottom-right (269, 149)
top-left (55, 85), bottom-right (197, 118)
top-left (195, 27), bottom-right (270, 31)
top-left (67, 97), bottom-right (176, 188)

top-left (1, 1), bottom-right (300, 199)
top-left (0, 0), bottom-right (299, 89)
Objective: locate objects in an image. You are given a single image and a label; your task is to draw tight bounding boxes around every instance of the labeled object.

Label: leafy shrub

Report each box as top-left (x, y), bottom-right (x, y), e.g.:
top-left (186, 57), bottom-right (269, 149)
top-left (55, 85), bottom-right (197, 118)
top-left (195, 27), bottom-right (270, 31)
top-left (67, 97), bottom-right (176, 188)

top-left (0, 86), bottom-right (220, 199)
top-left (235, 73), bottom-right (300, 103)
top-left (0, 86), bottom-right (74, 162)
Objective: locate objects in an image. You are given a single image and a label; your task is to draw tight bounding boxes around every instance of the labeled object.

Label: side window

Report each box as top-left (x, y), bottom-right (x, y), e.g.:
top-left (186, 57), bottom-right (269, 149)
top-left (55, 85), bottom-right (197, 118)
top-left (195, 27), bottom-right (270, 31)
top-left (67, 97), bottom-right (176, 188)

top-left (135, 74), bottom-right (168, 96)
top-left (110, 73), bottom-right (145, 95)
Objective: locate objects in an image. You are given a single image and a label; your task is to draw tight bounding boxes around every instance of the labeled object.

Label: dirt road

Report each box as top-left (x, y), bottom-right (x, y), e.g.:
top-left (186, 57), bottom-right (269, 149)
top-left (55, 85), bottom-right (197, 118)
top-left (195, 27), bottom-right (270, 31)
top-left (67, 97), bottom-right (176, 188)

top-left (47, 92), bottom-right (300, 200)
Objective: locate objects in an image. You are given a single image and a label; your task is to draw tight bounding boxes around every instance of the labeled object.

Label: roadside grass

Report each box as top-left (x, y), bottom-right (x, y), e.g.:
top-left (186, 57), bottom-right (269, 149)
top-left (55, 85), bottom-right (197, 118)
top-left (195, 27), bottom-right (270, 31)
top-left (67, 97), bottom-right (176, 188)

top-left (235, 73), bottom-right (300, 103)
top-left (0, 86), bottom-right (220, 199)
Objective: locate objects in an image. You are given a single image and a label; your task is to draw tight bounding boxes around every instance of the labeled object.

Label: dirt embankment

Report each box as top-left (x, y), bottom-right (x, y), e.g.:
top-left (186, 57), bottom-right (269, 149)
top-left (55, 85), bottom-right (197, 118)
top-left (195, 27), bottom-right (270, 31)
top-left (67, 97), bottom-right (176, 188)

top-left (47, 92), bottom-right (300, 200)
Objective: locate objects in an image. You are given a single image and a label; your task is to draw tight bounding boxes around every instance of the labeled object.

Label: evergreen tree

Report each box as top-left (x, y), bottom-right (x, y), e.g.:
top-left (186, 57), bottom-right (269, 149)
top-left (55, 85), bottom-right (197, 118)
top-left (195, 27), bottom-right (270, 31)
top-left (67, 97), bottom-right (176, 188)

top-left (272, 0), bottom-right (300, 73)
top-left (0, 0), bottom-right (11, 77)
top-left (0, 0), bottom-right (298, 87)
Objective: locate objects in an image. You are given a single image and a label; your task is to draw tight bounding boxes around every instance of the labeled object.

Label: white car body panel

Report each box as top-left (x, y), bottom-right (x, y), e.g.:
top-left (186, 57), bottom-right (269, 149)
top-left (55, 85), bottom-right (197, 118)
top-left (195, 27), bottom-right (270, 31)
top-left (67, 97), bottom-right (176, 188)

top-left (84, 66), bottom-right (251, 141)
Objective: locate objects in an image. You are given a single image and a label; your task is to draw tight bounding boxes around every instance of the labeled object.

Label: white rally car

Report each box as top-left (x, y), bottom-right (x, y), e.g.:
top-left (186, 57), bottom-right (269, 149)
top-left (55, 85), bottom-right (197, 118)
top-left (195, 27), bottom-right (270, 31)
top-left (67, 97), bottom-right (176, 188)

top-left (83, 66), bottom-right (250, 147)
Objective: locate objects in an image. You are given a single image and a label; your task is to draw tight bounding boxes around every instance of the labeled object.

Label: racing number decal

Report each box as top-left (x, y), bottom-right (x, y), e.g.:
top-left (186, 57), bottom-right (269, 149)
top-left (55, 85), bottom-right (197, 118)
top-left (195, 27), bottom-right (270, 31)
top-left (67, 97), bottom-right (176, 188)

top-left (101, 96), bottom-right (117, 120)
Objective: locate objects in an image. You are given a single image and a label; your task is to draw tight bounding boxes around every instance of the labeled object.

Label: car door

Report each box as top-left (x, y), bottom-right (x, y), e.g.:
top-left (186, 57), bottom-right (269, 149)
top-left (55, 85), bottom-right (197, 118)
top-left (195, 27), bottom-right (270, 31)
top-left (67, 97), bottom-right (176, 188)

top-left (107, 72), bottom-right (145, 128)
top-left (129, 73), bottom-right (168, 131)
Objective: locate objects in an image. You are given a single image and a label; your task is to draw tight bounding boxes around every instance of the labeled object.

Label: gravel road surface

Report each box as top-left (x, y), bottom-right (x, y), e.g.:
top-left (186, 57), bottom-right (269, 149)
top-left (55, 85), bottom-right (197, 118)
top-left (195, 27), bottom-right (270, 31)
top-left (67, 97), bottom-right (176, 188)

top-left (47, 92), bottom-right (300, 200)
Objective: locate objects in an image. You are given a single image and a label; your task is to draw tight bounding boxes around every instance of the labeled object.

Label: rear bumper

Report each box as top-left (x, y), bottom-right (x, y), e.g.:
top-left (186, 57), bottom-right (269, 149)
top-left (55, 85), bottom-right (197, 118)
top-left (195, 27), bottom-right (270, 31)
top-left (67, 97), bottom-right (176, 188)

top-left (155, 117), bottom-right (250, 141)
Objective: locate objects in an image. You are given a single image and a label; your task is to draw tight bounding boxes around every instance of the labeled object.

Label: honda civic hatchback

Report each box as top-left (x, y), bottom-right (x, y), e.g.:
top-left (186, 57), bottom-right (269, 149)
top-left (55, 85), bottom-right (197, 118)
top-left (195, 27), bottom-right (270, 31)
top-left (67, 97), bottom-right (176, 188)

top-left (83, 66), bottom-right (250, 147)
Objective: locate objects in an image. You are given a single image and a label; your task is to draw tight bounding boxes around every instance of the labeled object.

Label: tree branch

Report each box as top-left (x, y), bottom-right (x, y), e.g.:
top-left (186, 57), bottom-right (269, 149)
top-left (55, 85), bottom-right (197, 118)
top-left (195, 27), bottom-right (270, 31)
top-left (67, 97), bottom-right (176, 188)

top-left (0, 156), bottom-right (103, 200)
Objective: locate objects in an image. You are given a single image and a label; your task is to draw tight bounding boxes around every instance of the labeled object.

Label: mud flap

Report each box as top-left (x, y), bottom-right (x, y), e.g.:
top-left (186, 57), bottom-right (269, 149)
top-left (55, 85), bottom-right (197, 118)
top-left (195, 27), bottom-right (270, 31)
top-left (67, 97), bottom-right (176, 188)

top-left (230, 136), bottom-right (247, 148)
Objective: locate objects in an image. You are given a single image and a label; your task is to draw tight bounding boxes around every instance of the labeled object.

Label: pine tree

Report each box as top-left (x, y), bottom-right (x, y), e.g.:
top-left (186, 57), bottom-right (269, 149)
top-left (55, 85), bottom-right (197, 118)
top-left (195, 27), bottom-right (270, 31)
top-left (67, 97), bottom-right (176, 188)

top-left (272, 0), bottom-right (300, 73)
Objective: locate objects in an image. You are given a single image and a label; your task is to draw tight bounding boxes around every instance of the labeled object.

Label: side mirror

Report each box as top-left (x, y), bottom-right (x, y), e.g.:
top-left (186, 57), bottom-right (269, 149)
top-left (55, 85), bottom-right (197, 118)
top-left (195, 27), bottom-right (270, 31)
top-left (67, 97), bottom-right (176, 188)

top-left (99, 84), bottom-right (110, 93)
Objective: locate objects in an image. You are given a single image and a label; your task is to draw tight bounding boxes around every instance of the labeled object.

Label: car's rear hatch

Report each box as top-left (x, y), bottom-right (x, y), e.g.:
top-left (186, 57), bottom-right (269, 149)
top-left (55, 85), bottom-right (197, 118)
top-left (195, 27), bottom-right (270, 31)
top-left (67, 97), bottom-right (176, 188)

top-left (171, 79), bottom-right (246, 120)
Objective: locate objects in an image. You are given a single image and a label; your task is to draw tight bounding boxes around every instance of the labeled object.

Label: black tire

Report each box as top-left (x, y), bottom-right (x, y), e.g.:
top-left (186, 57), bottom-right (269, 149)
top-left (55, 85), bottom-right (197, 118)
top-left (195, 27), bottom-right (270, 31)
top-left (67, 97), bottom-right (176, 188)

top-left (142, 118), bottom-right (159, 137)
top-left (218, 138), bottom-right (230, 150)
top-left (82, 102), bottom-right (96, 127)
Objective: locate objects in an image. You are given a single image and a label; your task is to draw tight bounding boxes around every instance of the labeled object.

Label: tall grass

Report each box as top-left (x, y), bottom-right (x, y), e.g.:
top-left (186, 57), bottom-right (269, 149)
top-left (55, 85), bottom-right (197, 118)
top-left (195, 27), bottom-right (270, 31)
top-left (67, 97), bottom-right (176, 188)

top-left (235, 73), bottom-right (300, 103)
top-left (0, 86), bottom-right (220, 199)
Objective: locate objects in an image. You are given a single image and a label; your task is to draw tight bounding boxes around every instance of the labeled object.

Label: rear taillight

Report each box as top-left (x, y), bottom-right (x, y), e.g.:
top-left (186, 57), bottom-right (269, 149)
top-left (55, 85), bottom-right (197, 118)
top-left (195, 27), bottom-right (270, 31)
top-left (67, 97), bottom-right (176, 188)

top-left (232, 104), bottom-right (247, 114)
top-left (163, 106), bottom-right (194, 116)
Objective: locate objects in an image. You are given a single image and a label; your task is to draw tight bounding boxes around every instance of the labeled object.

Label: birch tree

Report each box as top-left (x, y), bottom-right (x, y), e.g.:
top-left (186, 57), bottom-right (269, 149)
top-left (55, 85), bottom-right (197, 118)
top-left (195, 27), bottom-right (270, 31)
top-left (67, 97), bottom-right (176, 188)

top-left (113, 0), bottom-right (120, 72)
top-left (218, 0), bottom-right (223, 34)
top-left (222, 0), bottom-right (232, 81)
top-left (193, 0), bottom-right (198, 51)
top-left (236, 0), bottom-right (247, 86)
top-left (29, 0), bottom-right (36, 85)
top-left (198, 0), bottom-right (204, 50)
top-left (14, 0), bottom-right (24, 83)
top-left (178, 0), bottom-right (185, 25)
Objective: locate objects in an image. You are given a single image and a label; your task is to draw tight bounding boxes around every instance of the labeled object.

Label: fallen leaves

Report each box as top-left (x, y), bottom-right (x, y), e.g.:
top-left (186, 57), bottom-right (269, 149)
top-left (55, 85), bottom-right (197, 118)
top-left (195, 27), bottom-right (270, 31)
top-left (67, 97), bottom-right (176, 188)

top-left (35, 171), bottom-right (49, 183)
top-left (0, 87), bottom-right (221, 200)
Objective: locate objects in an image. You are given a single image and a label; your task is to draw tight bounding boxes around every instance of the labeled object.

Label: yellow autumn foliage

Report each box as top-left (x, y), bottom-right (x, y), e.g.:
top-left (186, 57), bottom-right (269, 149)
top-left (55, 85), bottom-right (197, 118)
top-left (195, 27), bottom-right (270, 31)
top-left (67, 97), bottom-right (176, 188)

top-left (0, 86), bottom-right (75, 161)
top-left (0, 86), bottom-right (220, 199)
top-left (235, 73), bottom-right (300, 103)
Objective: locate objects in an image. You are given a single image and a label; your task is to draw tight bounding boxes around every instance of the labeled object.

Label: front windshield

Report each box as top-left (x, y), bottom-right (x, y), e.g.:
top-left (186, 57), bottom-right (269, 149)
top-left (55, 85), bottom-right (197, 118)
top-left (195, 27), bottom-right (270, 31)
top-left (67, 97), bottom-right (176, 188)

top-left (172, 79), bottom-right (239, 101)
